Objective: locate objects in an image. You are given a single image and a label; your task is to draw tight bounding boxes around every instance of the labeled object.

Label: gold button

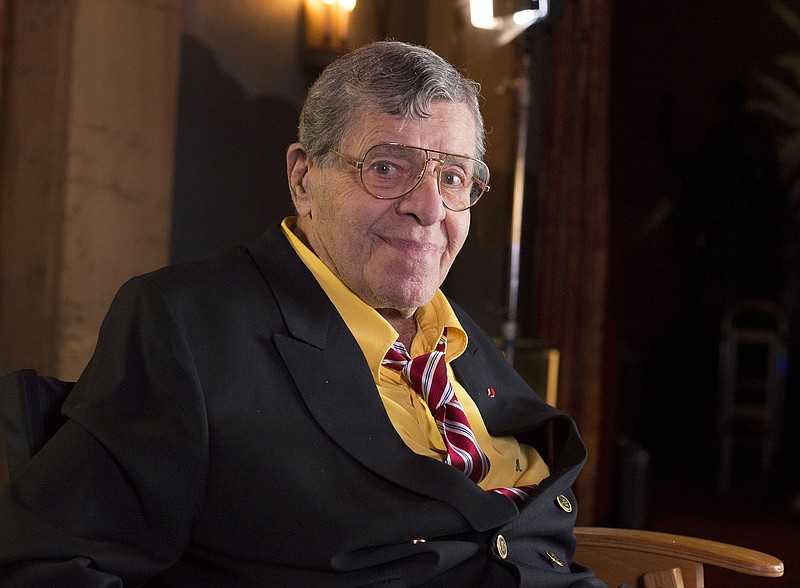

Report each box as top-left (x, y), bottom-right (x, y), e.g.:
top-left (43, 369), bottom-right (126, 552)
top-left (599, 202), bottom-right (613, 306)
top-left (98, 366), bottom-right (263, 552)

top-left (545, 550), bottom-right (565, 567)
top-left (556, 494), bottom-right (573, 513)
top-left (495, 534), bottom-right (508, 559)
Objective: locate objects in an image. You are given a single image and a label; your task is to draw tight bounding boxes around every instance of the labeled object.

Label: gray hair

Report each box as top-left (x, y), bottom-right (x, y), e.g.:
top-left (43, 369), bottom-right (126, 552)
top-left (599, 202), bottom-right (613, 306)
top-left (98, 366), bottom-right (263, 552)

top-left (298, 40), bottom-right (485, 162)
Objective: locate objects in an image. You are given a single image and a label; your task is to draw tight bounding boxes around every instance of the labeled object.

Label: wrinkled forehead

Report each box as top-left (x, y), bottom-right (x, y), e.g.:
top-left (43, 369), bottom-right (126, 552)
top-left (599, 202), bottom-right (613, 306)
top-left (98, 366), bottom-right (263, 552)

top-left (341, 103), bottom-right (481, 159)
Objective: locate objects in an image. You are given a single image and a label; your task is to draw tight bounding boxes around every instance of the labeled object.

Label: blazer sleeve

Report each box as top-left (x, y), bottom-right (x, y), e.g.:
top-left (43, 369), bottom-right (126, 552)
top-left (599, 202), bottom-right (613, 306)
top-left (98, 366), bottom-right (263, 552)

top-left (0, 276), bottom-right (209, 587)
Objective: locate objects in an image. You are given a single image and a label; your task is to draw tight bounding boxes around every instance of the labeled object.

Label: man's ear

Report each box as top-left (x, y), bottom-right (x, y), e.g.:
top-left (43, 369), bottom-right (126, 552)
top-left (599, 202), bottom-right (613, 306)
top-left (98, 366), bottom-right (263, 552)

top-left (286, 142), bottom-right (312, 217)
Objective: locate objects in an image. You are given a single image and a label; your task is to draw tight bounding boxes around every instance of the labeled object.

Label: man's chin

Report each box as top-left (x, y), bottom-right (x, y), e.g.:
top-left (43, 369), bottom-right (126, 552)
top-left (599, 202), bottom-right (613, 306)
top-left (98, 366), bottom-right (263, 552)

top-left (375, 285), bottom-right (439, 315)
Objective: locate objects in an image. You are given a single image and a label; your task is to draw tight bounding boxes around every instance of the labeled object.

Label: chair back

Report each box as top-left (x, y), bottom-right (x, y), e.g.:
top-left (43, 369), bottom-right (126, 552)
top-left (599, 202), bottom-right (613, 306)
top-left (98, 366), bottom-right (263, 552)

top-left (0, 369), bottom-right (73, 477)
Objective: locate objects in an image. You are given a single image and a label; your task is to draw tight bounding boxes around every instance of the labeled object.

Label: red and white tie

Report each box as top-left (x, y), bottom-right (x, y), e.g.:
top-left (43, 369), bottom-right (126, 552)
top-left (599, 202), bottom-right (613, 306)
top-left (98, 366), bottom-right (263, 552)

top-left (382, 328), bottom-right (538, 506)
top-left (382, 328), bottom-right (490, 484)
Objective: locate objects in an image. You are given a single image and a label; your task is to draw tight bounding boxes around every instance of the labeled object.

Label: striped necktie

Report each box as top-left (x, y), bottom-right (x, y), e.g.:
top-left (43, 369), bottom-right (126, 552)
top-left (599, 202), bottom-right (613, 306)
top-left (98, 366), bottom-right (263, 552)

top-left (381, 328), bottom-right (538, 506)
top-left (382, 328), bottom-right (490, 483)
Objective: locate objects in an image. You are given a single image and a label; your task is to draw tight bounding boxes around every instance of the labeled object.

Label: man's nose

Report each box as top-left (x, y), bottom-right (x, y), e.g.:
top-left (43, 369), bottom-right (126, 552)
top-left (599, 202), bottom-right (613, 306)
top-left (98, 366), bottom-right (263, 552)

top-left (395, 161), bottom-right (447, 224)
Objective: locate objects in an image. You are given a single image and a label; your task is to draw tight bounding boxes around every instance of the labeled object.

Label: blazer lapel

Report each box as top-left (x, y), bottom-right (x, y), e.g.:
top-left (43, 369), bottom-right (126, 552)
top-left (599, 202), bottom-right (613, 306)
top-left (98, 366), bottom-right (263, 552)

top-left (248, 225), bottom-right (517, 531)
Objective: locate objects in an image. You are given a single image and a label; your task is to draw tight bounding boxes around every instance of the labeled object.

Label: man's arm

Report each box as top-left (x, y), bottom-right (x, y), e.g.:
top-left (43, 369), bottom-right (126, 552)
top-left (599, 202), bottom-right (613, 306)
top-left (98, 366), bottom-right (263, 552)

top-left (0, 276), bottom-right (209, 586)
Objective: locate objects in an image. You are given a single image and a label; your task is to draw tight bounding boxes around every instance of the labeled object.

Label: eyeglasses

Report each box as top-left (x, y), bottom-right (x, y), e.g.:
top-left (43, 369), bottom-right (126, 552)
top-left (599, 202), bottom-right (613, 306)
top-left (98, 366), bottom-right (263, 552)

top-left (329, 143), bottom-right (490, 212)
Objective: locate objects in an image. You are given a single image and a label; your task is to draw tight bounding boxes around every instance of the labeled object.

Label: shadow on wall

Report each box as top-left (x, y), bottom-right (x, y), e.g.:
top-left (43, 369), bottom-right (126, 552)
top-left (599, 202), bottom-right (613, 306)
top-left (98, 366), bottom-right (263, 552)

top-left (171, 34), bottom-right (299, 263)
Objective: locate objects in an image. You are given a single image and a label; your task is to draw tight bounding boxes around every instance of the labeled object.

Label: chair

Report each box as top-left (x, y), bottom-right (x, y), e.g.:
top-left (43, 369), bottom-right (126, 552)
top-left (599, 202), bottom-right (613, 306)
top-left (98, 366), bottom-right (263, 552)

top-left (0, 368), bottom-right (72, 478)
top-left (495, 337), bottom-right (560, 407)
top-left (0, 369), bottom-right (785, 587)
top-left (574, 526), bottom-right (784, 588)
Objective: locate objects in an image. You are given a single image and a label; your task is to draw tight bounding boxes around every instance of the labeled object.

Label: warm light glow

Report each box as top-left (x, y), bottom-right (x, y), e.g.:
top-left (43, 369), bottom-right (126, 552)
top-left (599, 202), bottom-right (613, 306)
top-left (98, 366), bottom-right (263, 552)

top-left (304, 0), bottom-right (357, 54)
top-left (470, 0), bottom-right (495, 29)
top-left (470, 0), bottom-right (549, 37)
top-left (512, 9), bottom-right (536, 26)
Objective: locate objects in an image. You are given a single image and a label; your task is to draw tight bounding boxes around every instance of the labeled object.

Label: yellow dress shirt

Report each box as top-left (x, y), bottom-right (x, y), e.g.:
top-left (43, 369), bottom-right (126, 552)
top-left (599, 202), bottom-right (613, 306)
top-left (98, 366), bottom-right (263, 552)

top-left (281, 218), bottom-right (549, 491)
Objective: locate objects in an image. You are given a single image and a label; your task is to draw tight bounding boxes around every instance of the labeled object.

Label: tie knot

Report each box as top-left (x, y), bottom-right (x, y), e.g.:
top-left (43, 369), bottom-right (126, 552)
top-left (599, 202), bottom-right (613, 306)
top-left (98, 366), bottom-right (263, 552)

top-left (382, 341), bottom-right (411, 371)
top-left (382, 329), bottom-right (448, 372)
top-left (382, 337), bottom-right (449, 409)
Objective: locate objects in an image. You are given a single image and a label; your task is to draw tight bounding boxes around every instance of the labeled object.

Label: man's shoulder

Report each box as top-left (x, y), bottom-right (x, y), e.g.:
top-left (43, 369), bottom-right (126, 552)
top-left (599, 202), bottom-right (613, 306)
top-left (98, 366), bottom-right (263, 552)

top-left (110, 226), bottom-right (295, 311)
top-left (122, 247), bottom-right (251, 304)
top-left (137, 225), bottom-right (291, 292)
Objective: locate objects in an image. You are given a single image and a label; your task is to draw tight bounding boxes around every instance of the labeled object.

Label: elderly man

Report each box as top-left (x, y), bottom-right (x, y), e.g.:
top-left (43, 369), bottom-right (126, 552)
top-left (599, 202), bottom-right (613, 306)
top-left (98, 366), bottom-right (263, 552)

top-left (0, 41), bottom-right (604, 587)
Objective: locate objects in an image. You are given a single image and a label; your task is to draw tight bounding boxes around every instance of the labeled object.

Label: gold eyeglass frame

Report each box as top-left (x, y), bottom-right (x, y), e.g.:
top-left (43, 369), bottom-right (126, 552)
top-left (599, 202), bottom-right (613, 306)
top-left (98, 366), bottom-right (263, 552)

top-left (329, 143), bottom-right (490, 212)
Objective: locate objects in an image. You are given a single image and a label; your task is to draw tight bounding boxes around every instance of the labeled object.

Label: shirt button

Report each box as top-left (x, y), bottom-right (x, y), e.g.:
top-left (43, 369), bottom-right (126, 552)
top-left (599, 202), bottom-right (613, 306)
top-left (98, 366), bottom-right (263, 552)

top-left (495, 534), bottom-right (508, 559)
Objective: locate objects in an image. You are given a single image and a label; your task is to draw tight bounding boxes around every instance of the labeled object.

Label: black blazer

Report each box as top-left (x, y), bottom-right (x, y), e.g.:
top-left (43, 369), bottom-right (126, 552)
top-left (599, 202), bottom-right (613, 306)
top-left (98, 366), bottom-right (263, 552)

top-left (0, 224), bottom-right (605, 587)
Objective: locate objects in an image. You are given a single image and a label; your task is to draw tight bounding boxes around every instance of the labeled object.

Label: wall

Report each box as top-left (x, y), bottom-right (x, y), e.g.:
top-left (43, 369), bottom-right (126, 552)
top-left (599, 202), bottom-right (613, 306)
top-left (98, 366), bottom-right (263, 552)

top-left (0, 0), bottom-right (182, 381)
top-left (171, 0), bottom-right (306, 262)
top-left (0, 0), bottom-right (182, 486)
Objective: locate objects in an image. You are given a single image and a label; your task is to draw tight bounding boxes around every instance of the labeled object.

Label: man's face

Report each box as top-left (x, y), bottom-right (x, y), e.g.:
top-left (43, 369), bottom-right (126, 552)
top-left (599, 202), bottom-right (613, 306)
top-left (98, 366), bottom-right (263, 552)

top-left (289, 102), bottom-right (476, 317)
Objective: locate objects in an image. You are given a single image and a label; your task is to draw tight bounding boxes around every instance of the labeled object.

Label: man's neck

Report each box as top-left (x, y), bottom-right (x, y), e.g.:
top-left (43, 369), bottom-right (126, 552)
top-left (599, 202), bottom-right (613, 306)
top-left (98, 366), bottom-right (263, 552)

top-left (378, 309), bottom-right (417, 350)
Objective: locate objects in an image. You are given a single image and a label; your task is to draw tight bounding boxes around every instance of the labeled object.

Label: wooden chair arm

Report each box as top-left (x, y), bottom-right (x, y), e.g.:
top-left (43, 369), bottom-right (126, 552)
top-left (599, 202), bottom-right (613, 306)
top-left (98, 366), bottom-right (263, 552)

top-left (573, 526), bottom-right (784, 588)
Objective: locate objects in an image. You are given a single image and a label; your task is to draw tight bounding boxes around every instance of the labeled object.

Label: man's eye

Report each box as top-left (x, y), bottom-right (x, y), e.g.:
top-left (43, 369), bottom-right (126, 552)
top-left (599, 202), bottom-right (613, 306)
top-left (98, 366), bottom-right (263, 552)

top-left (442, 169), bottom-right (466, 187)
top-left (373, 161), bottom-right (397, 175)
